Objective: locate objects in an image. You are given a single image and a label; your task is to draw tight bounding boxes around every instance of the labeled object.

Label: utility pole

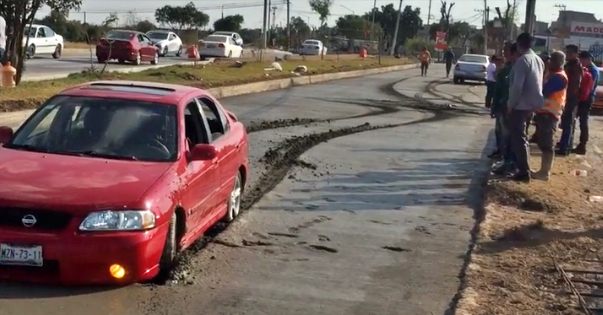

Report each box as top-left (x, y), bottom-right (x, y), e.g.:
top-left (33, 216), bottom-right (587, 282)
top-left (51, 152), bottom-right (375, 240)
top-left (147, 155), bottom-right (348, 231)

top-left (221, 5), bottom-right (224, 19)
top-left (286, 0), bottom-right (291, 51)
top-left (427, 0), bottom-right (432, 26)
top-left (83, 11), bottom-right (87, 24)
top-left (262, 0), bottom-right (268, 49)
top-left (390, 0), bottom-right (403, 56)
top-left (370, 0), bottom-right (377, 41)
top-left (524, 0), bottom-right (536, 34)
top-left (483, 0), bottom-right (488, 55)
top-left (272, 6), bottom-right (277, 30)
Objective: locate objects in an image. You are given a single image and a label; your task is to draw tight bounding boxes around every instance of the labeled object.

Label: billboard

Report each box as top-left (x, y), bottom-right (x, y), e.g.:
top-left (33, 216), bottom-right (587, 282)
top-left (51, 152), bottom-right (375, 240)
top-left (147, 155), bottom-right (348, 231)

top-left (435, 31), bottom-right (448, 51)
top-left (570, 22), bottom-right (603, 37)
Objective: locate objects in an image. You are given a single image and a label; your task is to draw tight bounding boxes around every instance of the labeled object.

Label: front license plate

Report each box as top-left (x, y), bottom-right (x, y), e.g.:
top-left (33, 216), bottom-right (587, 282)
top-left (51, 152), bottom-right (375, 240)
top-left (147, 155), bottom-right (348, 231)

top-left (207, 44), bottom-right (216, 48)
top-left (0, 243), bottom-right (43, 267)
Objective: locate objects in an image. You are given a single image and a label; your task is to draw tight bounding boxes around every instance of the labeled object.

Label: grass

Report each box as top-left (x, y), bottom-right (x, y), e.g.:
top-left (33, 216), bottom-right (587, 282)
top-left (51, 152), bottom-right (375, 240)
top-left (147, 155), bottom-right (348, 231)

top-left (0, 56), bottom-right (410, 112)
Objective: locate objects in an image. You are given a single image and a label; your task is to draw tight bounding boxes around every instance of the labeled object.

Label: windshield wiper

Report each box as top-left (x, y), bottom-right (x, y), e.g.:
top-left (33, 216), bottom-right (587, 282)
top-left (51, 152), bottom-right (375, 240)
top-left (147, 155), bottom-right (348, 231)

top-left (66, 150), bottom-right (139, 161)
top-left (4, 143), bottom-right (50, 153)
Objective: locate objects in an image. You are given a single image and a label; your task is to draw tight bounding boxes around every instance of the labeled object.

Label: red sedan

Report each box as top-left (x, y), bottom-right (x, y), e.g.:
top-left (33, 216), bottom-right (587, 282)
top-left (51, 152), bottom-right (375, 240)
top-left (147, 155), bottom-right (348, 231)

top-left (96, 30), bottom-right (160, 65)
top-left (0, 81), bottom-right (249, 284)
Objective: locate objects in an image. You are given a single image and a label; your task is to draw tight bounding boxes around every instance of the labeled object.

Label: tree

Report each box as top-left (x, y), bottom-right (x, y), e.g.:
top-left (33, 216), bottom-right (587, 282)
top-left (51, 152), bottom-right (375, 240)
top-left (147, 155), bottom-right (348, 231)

top-left (366, 4), bottom-right (422, 47)
top-left (135, 20), bottom-right (156, 33)
top-left (290, 16), bottom-right (311, 47)
top-left (155, 2), bottom-right (209, 31)
top-left (0, 0), bottom-right (82, 85)
top-left (335, 15), bottom-right (381, 39)
top-left (439, 1), bottom-right (455, 32)
top-left (309, 0), bottom-right (333, 28)
top-left (213, 14), bottom-right (244, 32)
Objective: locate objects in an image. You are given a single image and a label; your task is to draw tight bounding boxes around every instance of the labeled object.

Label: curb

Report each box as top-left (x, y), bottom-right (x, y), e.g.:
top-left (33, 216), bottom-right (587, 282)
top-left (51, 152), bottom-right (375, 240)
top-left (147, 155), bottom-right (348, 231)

top-left (207, 63), bottom-right (419, 98)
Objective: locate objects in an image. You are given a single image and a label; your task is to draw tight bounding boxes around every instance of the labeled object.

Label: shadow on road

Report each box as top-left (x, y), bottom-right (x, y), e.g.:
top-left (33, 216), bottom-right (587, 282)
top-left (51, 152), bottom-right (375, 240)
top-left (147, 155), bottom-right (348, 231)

top-left (0, 282), bottom-right (119, 299)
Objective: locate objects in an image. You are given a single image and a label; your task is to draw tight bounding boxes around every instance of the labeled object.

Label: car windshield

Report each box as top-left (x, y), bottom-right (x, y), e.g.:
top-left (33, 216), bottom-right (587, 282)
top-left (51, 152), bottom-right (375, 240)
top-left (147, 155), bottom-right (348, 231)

top-left (147, 32), bottom-right (169, 40)
top-left (459, 55), bottom-right (488, 63)
top-left (304, 41), bottom-right (320, 45)
top-left (8, 96), bottom-right (178, 162)
top-left (205, 35), bottom-right (227, 43)
top-left (107, 31), bottom-right (134, 40)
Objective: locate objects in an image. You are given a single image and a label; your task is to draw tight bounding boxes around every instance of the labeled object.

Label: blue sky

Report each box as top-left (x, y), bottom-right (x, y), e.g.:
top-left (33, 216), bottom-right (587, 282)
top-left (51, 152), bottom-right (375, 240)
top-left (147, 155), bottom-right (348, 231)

top-left (37, 0), bottom-right (603, 29)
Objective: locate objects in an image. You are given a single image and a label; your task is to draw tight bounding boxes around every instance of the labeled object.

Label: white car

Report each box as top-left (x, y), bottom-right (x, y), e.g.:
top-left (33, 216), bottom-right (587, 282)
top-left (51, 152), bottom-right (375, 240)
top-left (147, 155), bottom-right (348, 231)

top-left (300, 39), bottom-right (327, 56)
top-left (213, 31), bottom-right (243, 46)
top-left (199, 35), bottom-right (243, 59)
top-left (146, 30), bottom-right (183, 57)
top-left (453, 54), bottom-right (490, 84)
top-left (24, 24), bottom-right (64, 59)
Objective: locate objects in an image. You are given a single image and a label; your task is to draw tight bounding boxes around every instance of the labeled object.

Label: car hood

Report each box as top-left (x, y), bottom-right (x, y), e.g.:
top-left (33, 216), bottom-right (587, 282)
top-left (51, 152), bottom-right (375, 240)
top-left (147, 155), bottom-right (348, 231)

top-left (152, 39), bottom-right (167, 45)
top-left (0, 148), bottom-right (173, 210)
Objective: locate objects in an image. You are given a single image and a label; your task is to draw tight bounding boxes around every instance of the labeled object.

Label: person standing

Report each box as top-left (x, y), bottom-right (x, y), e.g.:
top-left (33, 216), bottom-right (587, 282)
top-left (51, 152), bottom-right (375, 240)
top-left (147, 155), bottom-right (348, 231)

top-left (443, 48), bottom-right (455, 78)
top-left (418, 47), bottom-right (431, 77)
top-left (573, 51), bottom-right (599, 155)
top-left (557, 45), bottom-right (583, 156)
top-left (489, 46), bottom-right (511, 159)
top-left (533, 51), bottom-right (568, 181)
top-left (507, 33), bottom-right (545, 182)
top-left (485, 55), bottom-right (498, 108)
top-left (0, 14), bottom-right (6, 62)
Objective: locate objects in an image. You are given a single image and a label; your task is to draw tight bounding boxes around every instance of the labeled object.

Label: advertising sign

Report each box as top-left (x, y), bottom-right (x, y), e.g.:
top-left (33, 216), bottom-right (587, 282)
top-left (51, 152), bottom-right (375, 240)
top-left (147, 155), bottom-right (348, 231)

top-left (435, 31), bottom-right (448, 51)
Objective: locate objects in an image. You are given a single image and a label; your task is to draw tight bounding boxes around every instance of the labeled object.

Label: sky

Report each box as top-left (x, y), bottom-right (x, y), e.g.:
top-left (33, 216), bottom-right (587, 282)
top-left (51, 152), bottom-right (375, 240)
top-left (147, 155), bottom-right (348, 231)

top-left (37, 0), bottom-right (603, 29)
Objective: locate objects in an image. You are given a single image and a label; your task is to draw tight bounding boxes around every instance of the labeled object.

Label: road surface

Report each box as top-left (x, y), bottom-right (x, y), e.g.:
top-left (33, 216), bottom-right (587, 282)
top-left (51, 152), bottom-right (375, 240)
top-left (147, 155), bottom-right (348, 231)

top-left (0, 65), bottom-right (493, 315)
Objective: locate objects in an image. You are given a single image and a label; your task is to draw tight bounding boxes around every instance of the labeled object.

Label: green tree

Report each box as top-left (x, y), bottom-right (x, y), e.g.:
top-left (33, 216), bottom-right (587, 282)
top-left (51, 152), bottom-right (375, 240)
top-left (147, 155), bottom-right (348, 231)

top-left (155, 2), bottom-right (209, 31)
top-left (290, 16), bottom-right (311, 47)
top-left (135, 20), bottom-right (157, 33)
top-left (335, 15), bottom-right (381, 39)
top-left (213, 14), bottom-right (244, 32)
top-left (366, 4), bottom-right (422, 46)
top-left (309, 0), bottom-right (333, 28)
top-left (0, 0), bottom-right (82, 84)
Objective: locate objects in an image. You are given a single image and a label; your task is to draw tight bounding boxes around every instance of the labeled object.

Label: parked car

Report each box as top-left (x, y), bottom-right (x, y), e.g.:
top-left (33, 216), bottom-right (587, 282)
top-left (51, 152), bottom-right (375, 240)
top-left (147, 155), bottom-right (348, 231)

top-left (300, 39), bottom-right (327, 56)
top-left (198, 35), bottom-right (243, 59)
top-left (146, 30), bottom-right (183, 57)
top-left (593, 67), bottom-right (603, 111)
top-left (453, 54), bottom-right (490, 84)
top-left (24, 24), bottom-right (64, 59)
top-left (212, 31), bottom-right (243, 46)
top-left (96, 30), bottom-right (159, 65)
top-left (0, 81), bottom-right (249, 284)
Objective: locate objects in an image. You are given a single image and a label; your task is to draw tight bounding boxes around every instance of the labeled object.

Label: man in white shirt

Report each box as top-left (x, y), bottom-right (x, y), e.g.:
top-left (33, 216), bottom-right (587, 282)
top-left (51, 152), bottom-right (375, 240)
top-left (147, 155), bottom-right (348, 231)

top-left (485, 55), bottom-right (498, 108)
top-left (0, 15), bottom-right (6, 62)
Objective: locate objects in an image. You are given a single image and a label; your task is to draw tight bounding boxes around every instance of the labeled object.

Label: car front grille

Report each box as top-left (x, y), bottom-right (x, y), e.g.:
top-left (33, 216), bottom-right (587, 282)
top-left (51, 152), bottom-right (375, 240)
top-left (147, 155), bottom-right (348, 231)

top-left (0, 208), bottom-right (72, 231)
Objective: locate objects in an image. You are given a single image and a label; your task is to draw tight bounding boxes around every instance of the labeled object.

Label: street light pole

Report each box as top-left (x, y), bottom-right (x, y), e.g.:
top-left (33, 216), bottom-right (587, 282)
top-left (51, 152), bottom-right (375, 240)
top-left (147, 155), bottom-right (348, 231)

top-left (286, 0), bottom-right (291, 51)
top-left (390, 0), bottom-right (403, 56)
top-left (524, 0), bottom-right (536, 34)
top-left (370, 0), bottom-right (377, 41)
top-left (262, 0), bottom-right (268, 49)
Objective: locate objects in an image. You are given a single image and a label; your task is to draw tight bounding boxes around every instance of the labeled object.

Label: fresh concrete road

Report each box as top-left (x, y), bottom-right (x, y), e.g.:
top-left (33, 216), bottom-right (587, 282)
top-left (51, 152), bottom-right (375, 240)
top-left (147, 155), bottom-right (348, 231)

top-left (0, 64), bottom-right (493, 315)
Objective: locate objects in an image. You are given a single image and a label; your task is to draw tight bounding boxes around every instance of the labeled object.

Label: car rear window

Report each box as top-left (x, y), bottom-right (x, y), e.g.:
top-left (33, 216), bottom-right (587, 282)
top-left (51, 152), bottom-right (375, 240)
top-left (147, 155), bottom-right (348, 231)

top-left (107, 31), bottom-right (135, 40)
top-left (205, 36), bottom-right (227, 43)
top-left (459, 55), bottom-right (488, 63)
top-left (147, 32), bottom-right (169, 40)
top-left (304, 41), bottom-right (320, 45)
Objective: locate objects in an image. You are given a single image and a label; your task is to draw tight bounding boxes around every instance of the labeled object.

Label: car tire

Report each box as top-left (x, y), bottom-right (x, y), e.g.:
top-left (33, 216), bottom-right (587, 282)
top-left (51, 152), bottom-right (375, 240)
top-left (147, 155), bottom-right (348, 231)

top-left (159, 212), bottom-right (177, 272)
top-left (118, 59), bottom-right (126, 64)
top-left (176, 45), bottom-right (183, 57)
top-left (52, 44), bottom-right (62, 59)
top-left (134, 51), bottom-right (141, 65)
top-left (26, 45), bottom-right (35, 59)
top-left (151, 51), bottom-right (159, 65)
top-left (162, 47), bottom-right (168, 57)
top-left (224, 173), bottom-right (242, 222)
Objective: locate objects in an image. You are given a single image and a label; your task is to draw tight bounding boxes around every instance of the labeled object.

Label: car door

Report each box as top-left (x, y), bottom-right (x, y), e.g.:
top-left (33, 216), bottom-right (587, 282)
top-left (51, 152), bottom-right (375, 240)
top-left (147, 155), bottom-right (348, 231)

top-left (197, 96), bottom-right (240, 204)
top-left (44, 27), bottom-right (59, 53)
top-left (35, 27), bottom-right (50, 53)
top-left (179, 100), bottom-right (220, 235)
top-left (229, 38), bottom-right (242, 58)
top-left (137, 34), bottom-right (153, 60)
top-left (168, 33), bottom-right (178, 52)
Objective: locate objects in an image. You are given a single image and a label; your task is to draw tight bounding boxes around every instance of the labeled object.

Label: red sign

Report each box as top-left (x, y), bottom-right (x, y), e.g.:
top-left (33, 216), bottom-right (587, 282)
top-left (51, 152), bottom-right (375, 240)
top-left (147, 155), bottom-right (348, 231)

top-left (435, 31), bottom-right (448, 51)
top-left (571, 22), bottom-right (603, 36)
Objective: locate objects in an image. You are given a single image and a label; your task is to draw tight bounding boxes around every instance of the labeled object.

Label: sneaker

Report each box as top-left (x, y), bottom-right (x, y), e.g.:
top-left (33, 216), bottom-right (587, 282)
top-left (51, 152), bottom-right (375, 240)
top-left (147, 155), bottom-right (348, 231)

top-left (572, 145), bottom-right (586, 155)
top-left (487, 150), bottom-right (501, 159)
top-left (532, 171), bottom-right (550, 181)
top-left (492, 163), bottom-right (509, 176)
top-left (508, 172), bottom-right (531, 183)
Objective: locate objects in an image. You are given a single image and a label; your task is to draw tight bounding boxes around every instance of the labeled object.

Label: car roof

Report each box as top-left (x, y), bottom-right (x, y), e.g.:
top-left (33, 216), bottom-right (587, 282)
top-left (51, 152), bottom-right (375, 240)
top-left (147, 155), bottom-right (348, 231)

top-left (460, 54), bottom-right (488, 58)
top-left (58, 81), bottom-right (206, 105)
top-left (214, 31), bottom-right (236, 34)
top-left (30, 24), bottom-right (45, 28)
top-left (110, 29), bottom-right (142, 35)
top-left (148, 30), bottom-right (171, 34)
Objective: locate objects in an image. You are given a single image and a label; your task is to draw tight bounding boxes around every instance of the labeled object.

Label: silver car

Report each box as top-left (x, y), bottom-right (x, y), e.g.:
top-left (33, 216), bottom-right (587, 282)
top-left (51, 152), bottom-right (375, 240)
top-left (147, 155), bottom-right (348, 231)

top-left (453, 54), bottom-right (489, 84)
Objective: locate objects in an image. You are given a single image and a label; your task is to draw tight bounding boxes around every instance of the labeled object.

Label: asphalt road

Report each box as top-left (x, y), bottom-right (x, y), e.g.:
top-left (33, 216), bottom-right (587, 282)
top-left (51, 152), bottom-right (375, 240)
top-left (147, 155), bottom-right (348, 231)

top-left (0, 65), bottom-right (493, 315)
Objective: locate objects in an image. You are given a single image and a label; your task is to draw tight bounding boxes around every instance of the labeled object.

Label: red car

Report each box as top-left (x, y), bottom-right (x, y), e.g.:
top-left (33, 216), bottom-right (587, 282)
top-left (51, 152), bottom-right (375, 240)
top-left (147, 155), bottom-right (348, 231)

top-left (0, 81), bottom-right (249, 284)
top-left (96, 30), bottom-right (160, 65)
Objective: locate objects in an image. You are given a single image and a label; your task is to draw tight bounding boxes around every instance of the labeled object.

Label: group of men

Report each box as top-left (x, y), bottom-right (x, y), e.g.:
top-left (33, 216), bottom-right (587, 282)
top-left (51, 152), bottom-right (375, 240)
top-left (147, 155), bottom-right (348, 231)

top-left (487, 33), bottom-right (599, 183)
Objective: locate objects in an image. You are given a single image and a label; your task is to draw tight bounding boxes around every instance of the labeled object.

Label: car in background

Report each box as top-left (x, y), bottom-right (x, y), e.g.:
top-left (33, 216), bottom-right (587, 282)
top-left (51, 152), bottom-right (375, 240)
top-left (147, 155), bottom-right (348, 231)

top-left (146, 30), bottom-right (183, 57)
top-left (0, 81), bottom-right (249, 284)
top-left (453, 54), bottom-right (489, 84)
top-left (300, 39), bottom-right (327, 56)
top-left (212, 31), bottom-right (243, 46)
top-left (96, 30), bottom-right (159, 65)
top-left (593, 67), bottom-right (603, 112)
top-left (24, 24), bottom-right (64, 59)
top-left (198, 35), bottom-right (243, 59)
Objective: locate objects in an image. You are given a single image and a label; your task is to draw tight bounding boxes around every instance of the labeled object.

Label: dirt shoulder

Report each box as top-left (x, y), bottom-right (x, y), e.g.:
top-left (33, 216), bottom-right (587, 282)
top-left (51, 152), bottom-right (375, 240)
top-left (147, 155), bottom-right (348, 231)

top-left (457, 119), bottom-right (603, 314)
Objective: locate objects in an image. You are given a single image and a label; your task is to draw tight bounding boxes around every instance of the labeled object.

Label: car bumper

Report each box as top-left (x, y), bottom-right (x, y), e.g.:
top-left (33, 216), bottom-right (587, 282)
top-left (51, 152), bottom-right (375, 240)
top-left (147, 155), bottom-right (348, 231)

top-left (454, 70), bottom-right (487, 81)
top-left (96, 48), bottom-right (138, 61)
top-left (0, 222), bottom-right (168, 285)
top-left (199, 48), bottom-right (228, 58)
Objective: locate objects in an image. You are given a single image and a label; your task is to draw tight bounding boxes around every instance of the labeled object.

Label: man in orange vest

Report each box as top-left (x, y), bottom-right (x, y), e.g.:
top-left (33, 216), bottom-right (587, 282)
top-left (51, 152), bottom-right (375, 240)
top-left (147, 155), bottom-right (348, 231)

top-left (418, 47), bottom-right (431, 77)
top-left (532, 51), bottom-right (568, 181)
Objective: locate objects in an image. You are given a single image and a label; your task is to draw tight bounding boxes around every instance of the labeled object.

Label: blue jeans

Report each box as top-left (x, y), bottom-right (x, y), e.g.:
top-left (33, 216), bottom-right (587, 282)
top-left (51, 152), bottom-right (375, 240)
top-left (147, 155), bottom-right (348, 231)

top-left (559, 97), bottom-right (579, 153)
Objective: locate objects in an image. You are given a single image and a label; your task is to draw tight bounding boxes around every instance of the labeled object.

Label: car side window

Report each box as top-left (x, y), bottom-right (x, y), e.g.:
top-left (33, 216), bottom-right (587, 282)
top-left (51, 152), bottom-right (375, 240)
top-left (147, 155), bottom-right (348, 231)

top-left (169, 34), bottom-right (176, 41)
top-left (137, 34), bottom-right (147, 45)
top-left (197, 98), bottom-right (228, 141)
top-left (38, 27), bottom-right (46, 38)
top-left (142, 35), bottom-right (152, 44)
top-left (45, 27), bottom-right (55, 37)
top-left (184, 102), bottom-right (210, 147)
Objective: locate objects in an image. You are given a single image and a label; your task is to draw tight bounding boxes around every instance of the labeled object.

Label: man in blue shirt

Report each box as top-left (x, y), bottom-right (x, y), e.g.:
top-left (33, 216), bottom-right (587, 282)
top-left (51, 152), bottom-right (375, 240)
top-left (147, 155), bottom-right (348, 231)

top-left (573, 51), bottom-right (599, 155)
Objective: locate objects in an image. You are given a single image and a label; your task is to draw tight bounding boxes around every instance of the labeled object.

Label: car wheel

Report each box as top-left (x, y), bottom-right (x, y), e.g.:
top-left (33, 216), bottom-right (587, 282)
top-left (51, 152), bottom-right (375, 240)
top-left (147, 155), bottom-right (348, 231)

top-left (26, 45), bottom-right (35, 59)
top-left (118, 59), bottom-right (126, 64)
top-left (176, 45), bottom-right (183, 57)
top-left (52, 44), bottom-right (62, 59)
top-left (224, 173), bottom-right (242, 222)
top-left (162, 47), bottom-right (168, 57)
top-left (151, 51), bottom-right (159, 65)
top-left (134, 51), bottom-right (141, 65)
top-left (159, 212), bottom-right (177, 272)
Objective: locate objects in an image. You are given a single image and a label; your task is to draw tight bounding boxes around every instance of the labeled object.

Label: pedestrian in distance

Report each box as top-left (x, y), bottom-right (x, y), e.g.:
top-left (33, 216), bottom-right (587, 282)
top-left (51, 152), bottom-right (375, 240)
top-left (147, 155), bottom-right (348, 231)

top-left (0, 14), bottom-right (6, 63)
top-left (418, 47), bottom-right (431, 77)
top-left (485, 55), bottom-right (498, 108)
top-left (489, 45), bottom-right (511, 160)
top-left (532, 51), bottom-right (568, 181)
top-left (507, 33), bottom-right (545, 182)
top-left (556, 44), bottom-right (583, 156)
top-left (572, 51), bottom-right (600, 155)
top-left (443, 48), bottom-right (455, 78)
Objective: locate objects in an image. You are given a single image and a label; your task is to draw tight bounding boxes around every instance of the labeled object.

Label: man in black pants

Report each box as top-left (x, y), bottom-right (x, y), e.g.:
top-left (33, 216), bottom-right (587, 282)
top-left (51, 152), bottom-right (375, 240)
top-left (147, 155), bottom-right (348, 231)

top-left (573, 51), bottom-right (600, 155)
top-left (443, 48), bottom-right (455, 78)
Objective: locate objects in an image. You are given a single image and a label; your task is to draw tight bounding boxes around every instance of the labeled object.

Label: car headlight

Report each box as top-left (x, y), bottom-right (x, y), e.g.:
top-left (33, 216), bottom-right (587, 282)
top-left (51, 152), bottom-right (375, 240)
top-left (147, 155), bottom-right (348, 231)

top-left (79, 210), bottom-right (156, 231)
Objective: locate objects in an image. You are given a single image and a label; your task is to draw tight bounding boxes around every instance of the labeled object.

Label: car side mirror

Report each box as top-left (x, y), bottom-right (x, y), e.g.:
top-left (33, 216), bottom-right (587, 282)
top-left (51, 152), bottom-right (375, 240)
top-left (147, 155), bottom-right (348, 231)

top-left (189, 144), bottom-right (217, 161)
top-left (0, 126), bottom-right (14, 144)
